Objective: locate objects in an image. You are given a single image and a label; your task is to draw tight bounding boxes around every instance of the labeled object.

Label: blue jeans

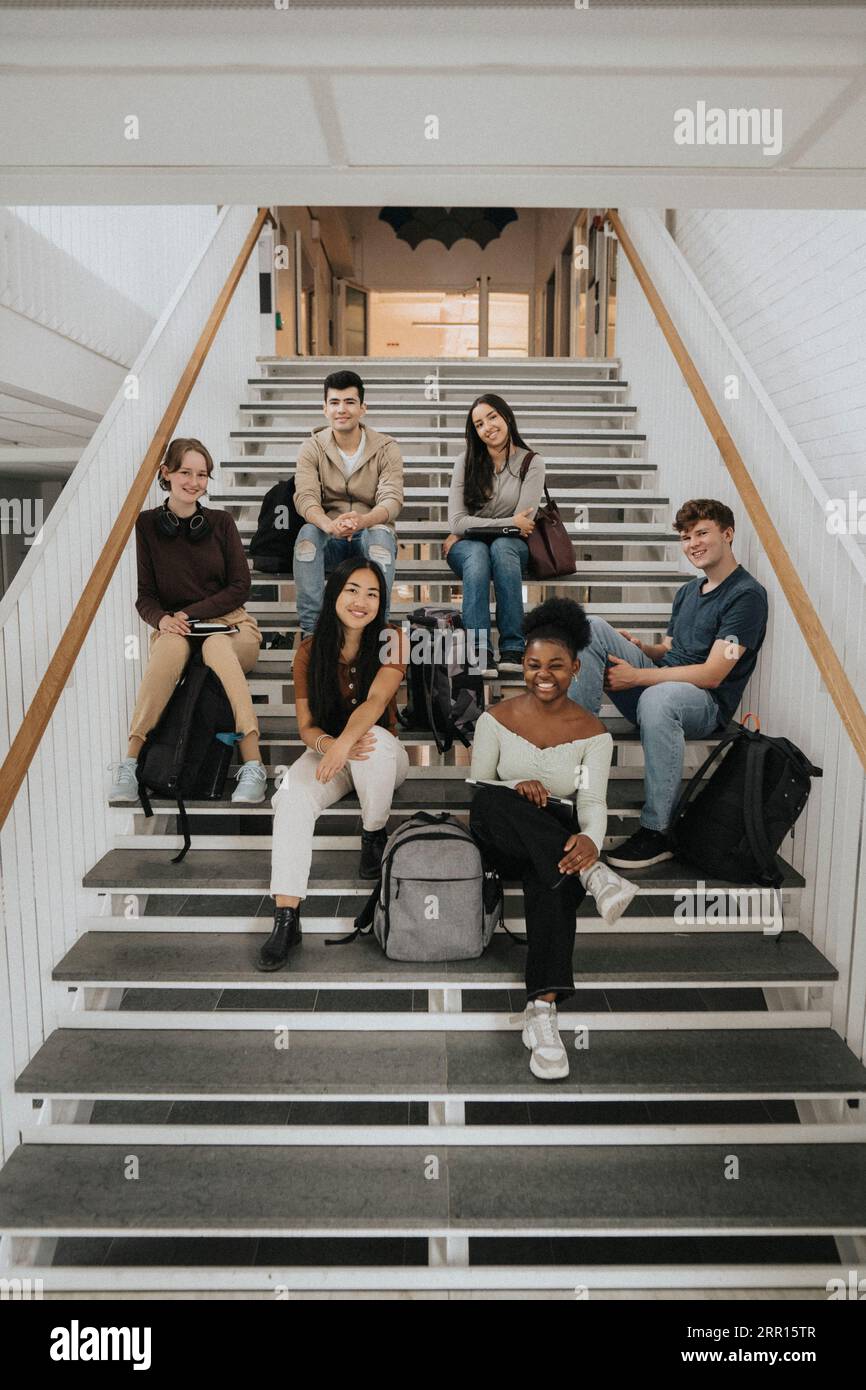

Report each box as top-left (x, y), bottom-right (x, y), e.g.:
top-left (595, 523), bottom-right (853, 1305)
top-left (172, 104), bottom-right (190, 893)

top-left (446, 536), bottom-right (528, 657)
top-left (568, 616), bottom-right (724, 832)
top-left (293, 523), bottom-right (397, 634)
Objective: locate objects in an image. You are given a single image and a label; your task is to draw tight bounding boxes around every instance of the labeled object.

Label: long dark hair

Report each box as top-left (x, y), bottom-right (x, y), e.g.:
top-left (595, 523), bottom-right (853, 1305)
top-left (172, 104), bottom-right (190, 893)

top-left (462, 393), bottom-right (532, 514)
top-left (307, 556), bottom-right (390, 736)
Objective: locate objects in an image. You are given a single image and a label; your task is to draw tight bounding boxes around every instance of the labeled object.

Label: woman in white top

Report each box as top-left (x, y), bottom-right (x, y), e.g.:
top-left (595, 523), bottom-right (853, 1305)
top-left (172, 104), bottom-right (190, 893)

top-left (469, 597), bottom-right (637, 1081)
top-left (443, 394), bottom-right (545, 676)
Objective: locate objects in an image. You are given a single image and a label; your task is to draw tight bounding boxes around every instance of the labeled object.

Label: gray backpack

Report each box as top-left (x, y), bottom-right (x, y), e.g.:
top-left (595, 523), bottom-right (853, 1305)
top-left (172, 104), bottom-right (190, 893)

top-left (327, 812), bottom-right (504, 961)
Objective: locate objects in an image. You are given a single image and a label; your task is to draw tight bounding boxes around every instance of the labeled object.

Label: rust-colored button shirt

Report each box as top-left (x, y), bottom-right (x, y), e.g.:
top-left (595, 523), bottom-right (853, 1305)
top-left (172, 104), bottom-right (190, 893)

top-left (293, 624), bottom-right (408, 735)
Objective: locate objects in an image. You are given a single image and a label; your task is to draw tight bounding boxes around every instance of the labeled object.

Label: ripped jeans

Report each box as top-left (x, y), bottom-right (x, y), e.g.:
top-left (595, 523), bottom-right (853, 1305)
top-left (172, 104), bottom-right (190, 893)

top-left (293, 523), bottom-right (397, 634)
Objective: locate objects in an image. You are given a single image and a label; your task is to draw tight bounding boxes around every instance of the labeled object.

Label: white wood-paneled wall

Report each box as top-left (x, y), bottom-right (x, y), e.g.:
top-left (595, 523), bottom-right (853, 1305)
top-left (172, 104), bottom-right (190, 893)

top-left (673, 210), bottom-right (866, 558)
top-left (0, 205), bottom-right (262, 1167)
top-left (4, 205), bottom-right (220, 353)
top-left (617, 208), bottom-right (866, 1067)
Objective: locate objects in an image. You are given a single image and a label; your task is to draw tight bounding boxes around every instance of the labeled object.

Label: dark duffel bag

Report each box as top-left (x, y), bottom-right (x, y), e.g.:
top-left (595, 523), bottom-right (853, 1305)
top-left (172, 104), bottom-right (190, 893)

top-left (668, 718), bottom-right (822, 888)
top-left (249, 478), bottom-right (304, 574)
top-left (397, 606), bottom-right (484, 755)
top-left (136, 646), bottom-right (237, 864)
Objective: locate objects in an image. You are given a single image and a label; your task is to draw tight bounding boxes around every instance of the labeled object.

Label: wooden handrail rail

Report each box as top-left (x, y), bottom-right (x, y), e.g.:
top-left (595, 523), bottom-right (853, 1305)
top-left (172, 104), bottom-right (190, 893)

top-left (606, 207), bottom-right (866, 775)
top-left (0, 206), bottom-right (274, 831)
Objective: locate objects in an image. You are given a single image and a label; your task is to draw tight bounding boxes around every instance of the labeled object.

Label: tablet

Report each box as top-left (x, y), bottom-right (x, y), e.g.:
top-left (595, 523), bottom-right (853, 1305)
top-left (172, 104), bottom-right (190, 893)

top-left (466, 777), bottom-right (575, 807)
top-left (186, 621), bottom-right (240, 636)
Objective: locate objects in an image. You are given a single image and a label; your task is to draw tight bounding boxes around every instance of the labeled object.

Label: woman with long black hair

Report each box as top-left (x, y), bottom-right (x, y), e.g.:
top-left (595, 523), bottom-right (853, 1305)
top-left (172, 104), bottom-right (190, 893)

top-left (444, 393), bottom-right (545, 675)
top-left (260, 556), bottom-right (409, 971)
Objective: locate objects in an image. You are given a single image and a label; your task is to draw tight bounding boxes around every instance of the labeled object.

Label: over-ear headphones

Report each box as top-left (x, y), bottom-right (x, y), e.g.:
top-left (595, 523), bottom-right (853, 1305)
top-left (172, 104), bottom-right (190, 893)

top-left (156, 497), bottom-right (212, 543)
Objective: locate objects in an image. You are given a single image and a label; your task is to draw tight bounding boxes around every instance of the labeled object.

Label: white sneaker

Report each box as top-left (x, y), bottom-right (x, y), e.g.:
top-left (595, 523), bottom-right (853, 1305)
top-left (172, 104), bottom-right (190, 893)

top-left (521, 1000), bottom-right (569, 1080)
top-left (107, 756), bottom-right (139, 802)
top-left (231, 760), bottom-right (268, 804)
top-left (580, 860), bottom-right (639, 926)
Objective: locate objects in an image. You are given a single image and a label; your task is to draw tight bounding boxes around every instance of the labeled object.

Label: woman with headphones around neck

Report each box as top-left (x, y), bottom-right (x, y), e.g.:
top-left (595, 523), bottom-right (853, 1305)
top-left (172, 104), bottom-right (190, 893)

top-left (108, 437), bottom-right (267, 805)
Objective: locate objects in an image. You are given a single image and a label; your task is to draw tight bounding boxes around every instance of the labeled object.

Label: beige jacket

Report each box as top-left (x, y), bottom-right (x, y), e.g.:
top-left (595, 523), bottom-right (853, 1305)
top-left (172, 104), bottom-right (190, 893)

top-left (293, 425), bottom-right (404, 533)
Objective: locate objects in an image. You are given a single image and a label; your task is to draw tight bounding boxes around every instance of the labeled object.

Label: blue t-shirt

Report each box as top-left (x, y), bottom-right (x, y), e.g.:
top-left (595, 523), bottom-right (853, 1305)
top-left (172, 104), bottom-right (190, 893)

top-left (663, 564), bottom-right (768, 722)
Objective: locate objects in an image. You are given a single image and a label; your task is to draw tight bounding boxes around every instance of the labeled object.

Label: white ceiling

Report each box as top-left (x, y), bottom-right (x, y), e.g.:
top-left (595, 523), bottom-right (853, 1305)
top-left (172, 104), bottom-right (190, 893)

top-left (1, 5), bottom-right (865, 205)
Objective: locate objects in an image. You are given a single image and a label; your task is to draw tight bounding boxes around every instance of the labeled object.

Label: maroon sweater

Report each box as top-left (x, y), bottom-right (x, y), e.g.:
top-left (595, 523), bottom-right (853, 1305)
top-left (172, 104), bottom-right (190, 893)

top-left (135, 505), bottom-right (251, 629)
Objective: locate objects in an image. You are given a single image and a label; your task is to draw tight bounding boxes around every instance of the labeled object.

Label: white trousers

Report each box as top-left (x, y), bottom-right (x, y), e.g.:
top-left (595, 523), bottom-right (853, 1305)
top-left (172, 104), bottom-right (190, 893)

top-left (269, 725), bottom-right (411, 899)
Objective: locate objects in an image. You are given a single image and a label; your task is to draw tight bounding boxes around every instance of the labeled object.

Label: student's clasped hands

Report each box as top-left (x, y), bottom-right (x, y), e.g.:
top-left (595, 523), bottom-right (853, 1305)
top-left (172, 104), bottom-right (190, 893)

top-left (330, 511), bottom-right (363, 537)
top-left (315, 728), bottom-right (378, 782)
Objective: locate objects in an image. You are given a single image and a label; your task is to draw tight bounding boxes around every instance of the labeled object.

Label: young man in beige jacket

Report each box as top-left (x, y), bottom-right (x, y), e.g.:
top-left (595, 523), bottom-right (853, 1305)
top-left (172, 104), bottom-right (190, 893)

top-left (292, 370), bottom-right (404, 636)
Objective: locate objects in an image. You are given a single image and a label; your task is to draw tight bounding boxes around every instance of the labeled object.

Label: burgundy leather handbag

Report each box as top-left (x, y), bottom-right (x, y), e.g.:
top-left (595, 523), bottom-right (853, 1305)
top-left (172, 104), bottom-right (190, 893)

top-left (519, 452), bottom-right (577, 579)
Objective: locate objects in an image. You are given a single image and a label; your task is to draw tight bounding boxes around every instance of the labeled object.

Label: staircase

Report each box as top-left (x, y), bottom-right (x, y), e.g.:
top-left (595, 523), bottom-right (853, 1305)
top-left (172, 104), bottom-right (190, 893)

top-left (2, 355), bottom-right (865, 1298)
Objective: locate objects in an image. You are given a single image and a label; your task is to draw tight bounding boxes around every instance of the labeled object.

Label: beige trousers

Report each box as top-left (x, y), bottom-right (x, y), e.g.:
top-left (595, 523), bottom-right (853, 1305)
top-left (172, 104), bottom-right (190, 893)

top-left (129, 608), bottom-right (263, 742)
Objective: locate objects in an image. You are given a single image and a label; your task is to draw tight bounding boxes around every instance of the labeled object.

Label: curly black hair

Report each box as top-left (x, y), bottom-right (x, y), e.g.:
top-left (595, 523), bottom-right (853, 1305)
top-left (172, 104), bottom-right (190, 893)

top-left (522, 597), bottom-right (591, 658)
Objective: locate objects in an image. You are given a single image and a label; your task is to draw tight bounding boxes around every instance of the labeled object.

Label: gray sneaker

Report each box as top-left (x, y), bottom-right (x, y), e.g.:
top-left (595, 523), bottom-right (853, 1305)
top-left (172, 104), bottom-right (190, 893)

top-left (108, 756), bottom-right (139, 802)
top-left (521, 1000), bottom-right (569, 1080)
top-left (231, 760), bottom-right (268, 804)
top-left (580, 860), bottom-right (639, 926)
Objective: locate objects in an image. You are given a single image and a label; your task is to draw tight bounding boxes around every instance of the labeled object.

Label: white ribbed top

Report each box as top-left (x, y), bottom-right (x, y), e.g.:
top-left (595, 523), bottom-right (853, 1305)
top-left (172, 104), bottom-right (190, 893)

top-left (469, 710), bottom-right (613, 851)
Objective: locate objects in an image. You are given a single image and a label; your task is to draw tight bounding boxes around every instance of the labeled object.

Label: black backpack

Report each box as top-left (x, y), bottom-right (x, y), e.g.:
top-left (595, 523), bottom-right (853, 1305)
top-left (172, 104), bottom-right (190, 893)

top-left (136, 647), bottom-right (237, 863)
top-left (249, 478), bottom-right (304, 574)
top-left (397, 606), bottom-right (484, 754)
top-left (669, 722), bottom-right (822, 888)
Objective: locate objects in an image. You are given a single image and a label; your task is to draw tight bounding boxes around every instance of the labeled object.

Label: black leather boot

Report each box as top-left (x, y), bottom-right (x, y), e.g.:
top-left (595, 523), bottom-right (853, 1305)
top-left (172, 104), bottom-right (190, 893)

top-left (359, 827), bottom-right (388, 880)
top-left (257, 904), bottom-right (302, 972)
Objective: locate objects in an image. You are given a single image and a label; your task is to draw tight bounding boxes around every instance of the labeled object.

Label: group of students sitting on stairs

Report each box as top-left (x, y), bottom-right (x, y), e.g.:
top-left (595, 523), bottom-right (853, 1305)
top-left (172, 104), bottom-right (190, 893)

top-left (108, 368), bottom-right (768, 1081)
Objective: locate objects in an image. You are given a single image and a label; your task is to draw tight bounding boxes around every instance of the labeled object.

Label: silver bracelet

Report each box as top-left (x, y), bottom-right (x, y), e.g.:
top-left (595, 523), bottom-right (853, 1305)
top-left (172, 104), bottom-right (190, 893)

top-left (314, 734), bottom-right (333, 754)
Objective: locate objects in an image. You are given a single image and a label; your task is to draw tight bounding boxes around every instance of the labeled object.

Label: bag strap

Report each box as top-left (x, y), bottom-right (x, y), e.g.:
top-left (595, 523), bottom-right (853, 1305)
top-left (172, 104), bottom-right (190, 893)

top-left (136, 773), bottom-right (153, 820)
top-left (519, 449), bottom-right (553, 509)
top-left (324, 882), bottom-right (378, 946)
top-left (422, 657), bottom-right (452, 755)
top-left (170, 799), bottom-right (192, 865)
top-left (668, 726), bottom-right (744, 832)
top-left (742, 738), bottom-right (785, 886)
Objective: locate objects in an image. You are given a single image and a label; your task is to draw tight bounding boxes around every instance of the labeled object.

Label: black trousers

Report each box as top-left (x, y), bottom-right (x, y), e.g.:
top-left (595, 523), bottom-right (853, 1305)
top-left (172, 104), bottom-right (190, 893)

top-left (469, 783), bottom-right (586, 1003)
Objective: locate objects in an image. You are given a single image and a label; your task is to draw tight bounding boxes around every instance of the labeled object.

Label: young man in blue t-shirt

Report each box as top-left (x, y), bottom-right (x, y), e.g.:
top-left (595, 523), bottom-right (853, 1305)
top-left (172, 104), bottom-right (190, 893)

top-left (568, 498), bottom-right (768, 868)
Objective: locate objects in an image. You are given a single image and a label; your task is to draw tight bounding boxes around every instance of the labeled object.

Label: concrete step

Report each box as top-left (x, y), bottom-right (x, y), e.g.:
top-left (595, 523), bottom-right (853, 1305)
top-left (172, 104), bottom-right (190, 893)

top-left (247, 378), bottom-right (630, 398)
top-left (237, 403), bottom-right (638, 424)
top-left (223, 456), bottom-right (656, 477)
top-left (2, 1141), bottom-right (864, 1237)
top-left (216, 487), bottom-right (669, 508)
top-left (245, 602), bottom-right (672, 628)
top-left (230, 428), bottom-right (647, 448)
top-left (81, 848), bottom-right (806, 896)
top-left (17, 1025), bottom-right (863, 1104)
top-left (251, 714), bottom-right (731, 748)
top-left (238, 521), bottom-right (678, 547)
top-left (71, 895), bottom-right (799, 934)
top-left (109, 774), bottom-right (668, 814)
top-left (110, 717), bottom-right (730, 759)
top-left (255, 355), bottom-right (621, 378)
top-left (51, 930), bottom-right (837, 992)
top-left (243, 556), bottom-right (688, 586)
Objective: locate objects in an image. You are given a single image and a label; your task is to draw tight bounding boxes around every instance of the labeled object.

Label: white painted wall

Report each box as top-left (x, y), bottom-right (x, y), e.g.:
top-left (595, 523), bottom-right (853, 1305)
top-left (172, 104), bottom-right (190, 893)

top-left (672, 210), bottom-right (866, 553)
top-left (8, 205), bottom-right (219, 320)
top-left (0, 205), bottom-right (222, 446)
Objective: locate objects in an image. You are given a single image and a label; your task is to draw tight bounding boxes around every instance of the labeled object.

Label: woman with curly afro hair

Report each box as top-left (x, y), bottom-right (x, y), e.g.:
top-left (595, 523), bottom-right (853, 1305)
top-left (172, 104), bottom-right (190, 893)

top-left (469, 597), bottom-right (636, 1080)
